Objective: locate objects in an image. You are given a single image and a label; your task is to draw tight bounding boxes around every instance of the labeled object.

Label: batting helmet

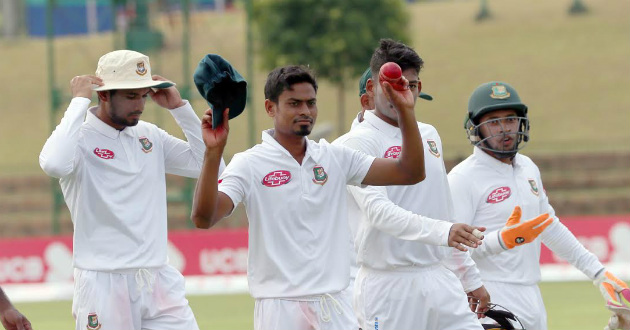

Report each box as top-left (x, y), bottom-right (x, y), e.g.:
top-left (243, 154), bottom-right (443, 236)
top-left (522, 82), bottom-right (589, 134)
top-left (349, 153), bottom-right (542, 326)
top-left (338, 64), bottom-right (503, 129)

top-left (464, 81), bottom-right (530, 158)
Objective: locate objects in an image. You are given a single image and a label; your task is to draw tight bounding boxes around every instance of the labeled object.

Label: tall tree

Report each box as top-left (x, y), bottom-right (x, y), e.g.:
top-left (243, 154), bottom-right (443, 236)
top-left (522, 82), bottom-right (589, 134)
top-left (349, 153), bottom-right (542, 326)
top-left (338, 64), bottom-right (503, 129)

top-left (254, 0), bottom-right (410, 136)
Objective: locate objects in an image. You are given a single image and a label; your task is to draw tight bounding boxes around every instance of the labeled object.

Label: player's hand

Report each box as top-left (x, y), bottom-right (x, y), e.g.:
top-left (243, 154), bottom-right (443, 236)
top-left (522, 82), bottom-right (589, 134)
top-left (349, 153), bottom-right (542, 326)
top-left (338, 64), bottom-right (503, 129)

top-left (499, 206), bottom-right (553, 249)
top-left (605, 312), bottom-right (630, 330)
top-left (595, 271), bottom-right (630, 324)
top-left (71, 75), bottom-right (102, 99)
top-left (201, 108), bottom-right (229, 149)
top-left (381, 78), bottom-right (415, 116)
top-left (0, 307), bottom-right (33, 330)
top-left (448, 223), bottom-right (485, 252)
top-left (467, 286), bottom-right (491, 319)
top-left (149, 75), bottom-right (186, 110)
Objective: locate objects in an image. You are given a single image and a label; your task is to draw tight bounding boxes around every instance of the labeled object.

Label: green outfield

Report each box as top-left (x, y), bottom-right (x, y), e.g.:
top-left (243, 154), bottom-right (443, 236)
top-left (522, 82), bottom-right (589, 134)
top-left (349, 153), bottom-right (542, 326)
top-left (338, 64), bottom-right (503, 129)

top-left (12, 281), bottom-right (613, 330)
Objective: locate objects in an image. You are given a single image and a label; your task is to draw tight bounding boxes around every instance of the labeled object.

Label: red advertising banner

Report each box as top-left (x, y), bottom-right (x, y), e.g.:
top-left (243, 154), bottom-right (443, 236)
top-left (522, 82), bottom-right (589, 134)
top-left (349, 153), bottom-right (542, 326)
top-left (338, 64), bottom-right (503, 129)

top-left (0, 229), bottom-right (249, 285)
top-left (540, 215), bottom-right (630, 265)
top-left (1, 215), bottom-right (629, 285)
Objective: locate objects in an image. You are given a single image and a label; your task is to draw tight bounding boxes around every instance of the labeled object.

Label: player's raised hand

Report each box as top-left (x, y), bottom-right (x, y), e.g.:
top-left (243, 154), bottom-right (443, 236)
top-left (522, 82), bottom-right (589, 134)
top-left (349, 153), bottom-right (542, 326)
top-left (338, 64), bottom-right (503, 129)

top-left (381, 78), bottom-right (415, 116)
top-left (149, 75), bottom-right (186, 110)
top-left (448, 223), bottom-right (485, 252)
top-left (71, 75), bottom-right (102, 99)
top-left (0, 306), bottom-right (33, 330)
top-left (499, 206), bottom-right (553, 249)
top-left (201, 108), bottom-right (229, 149)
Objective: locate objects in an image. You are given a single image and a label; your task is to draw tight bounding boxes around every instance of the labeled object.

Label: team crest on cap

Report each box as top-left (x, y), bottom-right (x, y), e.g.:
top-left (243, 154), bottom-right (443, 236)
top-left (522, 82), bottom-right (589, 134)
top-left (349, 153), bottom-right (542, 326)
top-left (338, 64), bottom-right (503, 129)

top-left (138, 136), bottom-right (153, 153)
top-left (262, 170), bottom-right (291, 187)
top-left (490, 84), bottom-right (510, 99)
top-left (427, 139), bottom-right (440, 158)
top-left (93, 148), bottom-right (115, 159)
top-left (86, 312), bottom-right (102, 330)
top-left (528, 179), bottom-right (539, 196)
top-left (486, 186), bottom-right (511, 203)
top-left (384, 146), bottom-right (401, 159)
top-left (136, 61), bottom-right (147, 76)
top-left (312, 165), bottom-right (328, 185)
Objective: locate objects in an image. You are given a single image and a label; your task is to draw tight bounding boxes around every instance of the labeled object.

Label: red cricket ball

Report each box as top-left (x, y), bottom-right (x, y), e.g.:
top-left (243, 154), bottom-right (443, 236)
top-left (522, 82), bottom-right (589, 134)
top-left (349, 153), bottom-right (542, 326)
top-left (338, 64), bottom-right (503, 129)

top-left (379, 62), bottom-right (406, 91)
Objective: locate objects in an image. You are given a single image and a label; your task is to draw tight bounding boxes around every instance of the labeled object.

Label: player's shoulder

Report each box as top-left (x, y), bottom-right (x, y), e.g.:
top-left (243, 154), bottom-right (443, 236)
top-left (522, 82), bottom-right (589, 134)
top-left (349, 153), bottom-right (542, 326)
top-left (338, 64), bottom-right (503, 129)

top-left (448, 153), bottom-right (477, 177)
top-left (515, 153), bottom-right (541, 172)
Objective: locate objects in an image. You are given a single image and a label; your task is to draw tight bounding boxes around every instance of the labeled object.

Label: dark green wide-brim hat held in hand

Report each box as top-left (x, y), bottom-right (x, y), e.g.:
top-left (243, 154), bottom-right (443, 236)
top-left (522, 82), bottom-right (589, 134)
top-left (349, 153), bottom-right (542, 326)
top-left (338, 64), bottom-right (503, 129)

top-left (194, 54), bottom-right (247, 128)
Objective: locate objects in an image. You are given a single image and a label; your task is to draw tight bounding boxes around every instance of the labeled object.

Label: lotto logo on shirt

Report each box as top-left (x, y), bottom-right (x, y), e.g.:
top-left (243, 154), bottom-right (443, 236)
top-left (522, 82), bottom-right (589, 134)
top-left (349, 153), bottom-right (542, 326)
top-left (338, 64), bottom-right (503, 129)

top-left (261, 170), bottom-right (291, 187)
top-left (93, 148), bottom-right (115, 160)
top-left (486, 186), bottom-right (511, 203)
top-left (383, 146), bottom-right (402, 159)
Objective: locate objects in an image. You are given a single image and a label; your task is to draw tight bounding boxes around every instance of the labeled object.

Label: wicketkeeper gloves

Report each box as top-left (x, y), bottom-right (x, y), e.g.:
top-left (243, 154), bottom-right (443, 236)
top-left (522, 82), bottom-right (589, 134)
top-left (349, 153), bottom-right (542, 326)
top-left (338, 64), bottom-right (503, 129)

top-left (499, 206), bottom-right (554, 249)
top-left (595, 271), bottom-right (630, 330)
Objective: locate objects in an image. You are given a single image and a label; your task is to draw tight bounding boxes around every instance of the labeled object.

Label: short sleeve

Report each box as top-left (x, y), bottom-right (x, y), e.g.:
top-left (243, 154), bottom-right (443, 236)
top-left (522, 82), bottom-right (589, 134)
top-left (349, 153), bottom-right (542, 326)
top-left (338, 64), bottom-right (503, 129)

top-left (328, 142), bottom-right (375, 187)
top-left (217, 153), bottom-right (251, 207)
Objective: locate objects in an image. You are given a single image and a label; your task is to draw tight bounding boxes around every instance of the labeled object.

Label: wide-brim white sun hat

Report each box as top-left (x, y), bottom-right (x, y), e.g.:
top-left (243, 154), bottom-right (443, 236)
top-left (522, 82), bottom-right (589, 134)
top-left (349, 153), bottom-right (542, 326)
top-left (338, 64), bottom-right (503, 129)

top-left (93, 50), bottom-right (175, 91)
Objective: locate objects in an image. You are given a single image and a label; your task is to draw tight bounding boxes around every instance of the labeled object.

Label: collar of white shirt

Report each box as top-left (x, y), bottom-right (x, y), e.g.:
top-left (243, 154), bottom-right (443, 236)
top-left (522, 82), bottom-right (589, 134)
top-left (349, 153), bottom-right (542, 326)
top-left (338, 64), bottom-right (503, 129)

top-left (261, 129), bottom-right (321, 164)
top-left (86, 107), bottom-right (136, 139)
top-left (362, 110), bottom-right (400, 139)
top-left (473, 146), bottom-right (521, 174)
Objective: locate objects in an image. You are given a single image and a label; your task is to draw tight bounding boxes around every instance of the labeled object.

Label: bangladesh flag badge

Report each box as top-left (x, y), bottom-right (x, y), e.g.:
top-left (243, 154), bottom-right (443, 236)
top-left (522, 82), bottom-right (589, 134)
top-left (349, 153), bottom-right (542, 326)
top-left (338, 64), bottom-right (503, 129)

top-left (86, 312), bottom-right (102, 330)
top-left (139, 136), bottom-right (153, 153)
top-left (312, 165), bottom-right (328, 185)
top-left (427, 139), bottom-right (440, 158)
top-left (528, 179), bottom-right (539, 196)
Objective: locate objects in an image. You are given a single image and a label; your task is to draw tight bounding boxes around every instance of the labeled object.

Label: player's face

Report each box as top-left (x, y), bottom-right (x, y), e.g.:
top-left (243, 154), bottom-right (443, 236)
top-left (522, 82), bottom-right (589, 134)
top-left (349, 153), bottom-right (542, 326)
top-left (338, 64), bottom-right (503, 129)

top-left (266, 82), bottom-right (318, 137)
top-left (478, 109), bottom-right (520, 153)
top-left (371, 67), bottom-right (420, 126)
top-left (108, 88), bottom-right (151, 129)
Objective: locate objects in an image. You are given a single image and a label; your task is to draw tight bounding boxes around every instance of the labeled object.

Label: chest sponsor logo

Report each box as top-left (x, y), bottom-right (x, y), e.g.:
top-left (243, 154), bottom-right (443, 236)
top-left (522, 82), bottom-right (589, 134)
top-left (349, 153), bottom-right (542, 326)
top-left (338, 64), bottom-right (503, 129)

top-left (138, 136), bottom-right (153, 153)
top-left (86, 312), bottom-right (102, 330)
top-left (427, 139), bottom-right (440, 158)
top-left (312, 165), bottom-right (328, 185)
top-left (384, 146), bottom-right (401, 159)
top-left (93, 148), bottom-right (115, 160)
top-left (486, 186), bottom-right (511, 203)
top-left (261, 170), bottom-right (291, 187)
top-left (528, 179), bottom-right (539, 196)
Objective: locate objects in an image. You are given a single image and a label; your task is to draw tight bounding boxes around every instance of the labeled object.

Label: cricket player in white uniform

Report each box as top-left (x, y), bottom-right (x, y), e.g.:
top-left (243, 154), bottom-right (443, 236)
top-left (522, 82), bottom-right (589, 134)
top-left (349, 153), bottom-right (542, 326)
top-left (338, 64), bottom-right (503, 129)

top-left (192, 64), bottom-right (427, 330)
top-left (448, 81), bottom-right (630, 330)
top-left (336, 39), bottom-right (501, 330)
top-left (39, 50), bottom-right (219, 330)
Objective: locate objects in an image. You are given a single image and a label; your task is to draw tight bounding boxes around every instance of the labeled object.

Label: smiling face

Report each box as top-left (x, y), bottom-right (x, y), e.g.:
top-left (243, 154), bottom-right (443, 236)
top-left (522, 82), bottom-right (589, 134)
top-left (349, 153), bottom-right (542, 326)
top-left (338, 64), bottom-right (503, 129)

top-left (265, 82), bottom-right (318, 138)
top-left (98, 88), bottom-right (151, 130)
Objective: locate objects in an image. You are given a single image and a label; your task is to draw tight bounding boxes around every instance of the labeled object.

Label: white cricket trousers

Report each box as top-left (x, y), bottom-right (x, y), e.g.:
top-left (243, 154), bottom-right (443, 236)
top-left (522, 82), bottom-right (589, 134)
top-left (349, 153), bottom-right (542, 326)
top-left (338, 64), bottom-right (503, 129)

top-left (354, 264), bottom-right (483, 330)
top-left (72, 265), bottom-right (199, 330)
top-left (482, 280), bottom-right (547, 330)
top-left (254, 288), bottom-right (359, 330)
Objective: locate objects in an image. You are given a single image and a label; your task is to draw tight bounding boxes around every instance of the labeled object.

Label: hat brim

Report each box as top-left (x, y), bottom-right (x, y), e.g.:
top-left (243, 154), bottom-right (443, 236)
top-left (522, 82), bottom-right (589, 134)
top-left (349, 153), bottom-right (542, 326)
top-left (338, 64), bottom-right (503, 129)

top-left (93, 80), bottom-right (174, 91)
top-left (419, 92), bottom-right (433, 101)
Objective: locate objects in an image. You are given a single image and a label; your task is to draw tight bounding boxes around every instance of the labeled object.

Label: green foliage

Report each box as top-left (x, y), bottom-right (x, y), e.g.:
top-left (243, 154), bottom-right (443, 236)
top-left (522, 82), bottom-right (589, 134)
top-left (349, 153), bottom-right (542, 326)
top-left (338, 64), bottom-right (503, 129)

top-left (253, 0), bottom-right (411, 83)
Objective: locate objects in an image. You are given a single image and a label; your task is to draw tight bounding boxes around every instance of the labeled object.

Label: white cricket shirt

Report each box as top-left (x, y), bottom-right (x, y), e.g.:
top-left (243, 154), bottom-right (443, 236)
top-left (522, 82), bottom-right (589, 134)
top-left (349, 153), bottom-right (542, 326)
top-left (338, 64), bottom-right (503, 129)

top-left (336, 111), bottom-right (481, 291)
top-left (448, 147), bottom-right (604, 285)
top-left (217, 130), bottom-right (375, 299)
top-left (40, 97), bottom-right (209, 271)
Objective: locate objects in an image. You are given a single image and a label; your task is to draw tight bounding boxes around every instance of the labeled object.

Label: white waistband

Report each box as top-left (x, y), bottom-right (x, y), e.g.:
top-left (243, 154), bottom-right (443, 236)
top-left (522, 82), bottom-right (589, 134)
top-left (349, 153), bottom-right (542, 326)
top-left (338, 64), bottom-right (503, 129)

top-left (360, 263), bottom-right (442, 274)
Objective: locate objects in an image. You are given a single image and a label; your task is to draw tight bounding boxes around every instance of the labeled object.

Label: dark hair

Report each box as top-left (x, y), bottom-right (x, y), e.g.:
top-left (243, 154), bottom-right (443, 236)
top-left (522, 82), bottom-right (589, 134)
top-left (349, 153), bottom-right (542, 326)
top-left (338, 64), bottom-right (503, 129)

top-left (264, 65), bottom-right (318, 103)
top-left (97, 89), bottom-right (117, 104)
top-left (370, 39), bottom-right (424, 78)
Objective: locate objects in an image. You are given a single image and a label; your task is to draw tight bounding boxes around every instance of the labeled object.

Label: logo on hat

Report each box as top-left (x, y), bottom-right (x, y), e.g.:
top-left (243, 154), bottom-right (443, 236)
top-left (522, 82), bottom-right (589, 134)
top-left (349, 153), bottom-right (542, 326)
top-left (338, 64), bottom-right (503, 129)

top-left (427, 139), bottom-right (440, 158)
top-left (312, 165), bottom-right (328, 185)
top-left (486, 186), bottom-right (511, 203)
top-left (136, 61), bottom-right (147, 76)
top-left (384, 146), bottom-right (401, 159)
top-left (139, 136), bottom-right (153, 153)
top-left (528, 179), bottom-right (539, 196)
top-left (86, 312), bottom-right (102, 330)
top-left (93, 148), bottom-right (115, 160)
top-left (262, 170), bottom-right (291, 187)
top-left (490, 84), bottom-right (510, 99)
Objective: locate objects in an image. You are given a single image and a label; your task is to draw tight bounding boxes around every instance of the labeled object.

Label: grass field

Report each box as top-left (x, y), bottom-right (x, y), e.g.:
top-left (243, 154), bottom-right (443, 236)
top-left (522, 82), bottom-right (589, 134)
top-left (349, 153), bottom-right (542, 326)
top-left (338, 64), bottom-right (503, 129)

top-left (11, 281), bottom-right (614, 330)
top-left (0, 0), bottom-right (628, 176)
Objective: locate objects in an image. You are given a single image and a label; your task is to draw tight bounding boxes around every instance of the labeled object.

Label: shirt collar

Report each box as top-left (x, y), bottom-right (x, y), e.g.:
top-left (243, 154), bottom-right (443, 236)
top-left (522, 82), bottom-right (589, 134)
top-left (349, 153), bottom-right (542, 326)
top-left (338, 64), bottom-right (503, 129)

top-left (361, 110), bottom-right (400, 138)
top-left (86, 107), bottom-right (136, 139)
top-left (261, 129), bottom-right (319, 164)
top-left (473, 146), bottom-right (517, 174)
